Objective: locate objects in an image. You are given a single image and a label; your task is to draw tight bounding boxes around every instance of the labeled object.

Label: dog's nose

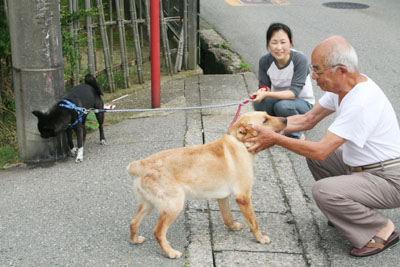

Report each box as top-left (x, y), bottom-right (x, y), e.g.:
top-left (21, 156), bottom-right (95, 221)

top-left (282, 117), bottom-right (287, 125)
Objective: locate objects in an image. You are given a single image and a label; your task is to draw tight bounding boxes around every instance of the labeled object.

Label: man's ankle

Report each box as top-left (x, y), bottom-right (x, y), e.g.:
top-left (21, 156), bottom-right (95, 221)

top-left (376, 219), bottom-right (395, 241)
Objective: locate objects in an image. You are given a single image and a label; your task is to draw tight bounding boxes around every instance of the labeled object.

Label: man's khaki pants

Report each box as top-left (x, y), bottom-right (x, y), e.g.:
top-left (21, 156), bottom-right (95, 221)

top-left (307, 149), bottom-right (400, 248)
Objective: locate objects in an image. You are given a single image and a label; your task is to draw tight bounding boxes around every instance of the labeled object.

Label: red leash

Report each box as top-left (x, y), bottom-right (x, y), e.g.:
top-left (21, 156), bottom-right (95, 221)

top-left (228, 96), bottom-right (255, 132)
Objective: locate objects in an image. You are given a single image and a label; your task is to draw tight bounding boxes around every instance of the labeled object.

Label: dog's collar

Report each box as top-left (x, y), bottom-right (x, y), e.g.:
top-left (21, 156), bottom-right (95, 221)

top-left (59, 99), bottom-right (86, 128)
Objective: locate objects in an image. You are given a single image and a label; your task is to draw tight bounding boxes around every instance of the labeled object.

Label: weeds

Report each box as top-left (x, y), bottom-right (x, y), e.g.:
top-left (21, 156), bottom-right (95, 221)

top-left (220, 42), bottom-right (231, 50)
top-left (0, 145), bottom-right (19, 169)
top-left (240, 62), bottom-right (250, 72)
top-left (60, 5), bottom-right (98, 81)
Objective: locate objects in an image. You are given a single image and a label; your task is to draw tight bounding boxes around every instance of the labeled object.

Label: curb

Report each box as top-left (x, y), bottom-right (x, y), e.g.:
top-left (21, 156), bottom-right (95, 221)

top-left (199, 18), bottom-right (246, 74)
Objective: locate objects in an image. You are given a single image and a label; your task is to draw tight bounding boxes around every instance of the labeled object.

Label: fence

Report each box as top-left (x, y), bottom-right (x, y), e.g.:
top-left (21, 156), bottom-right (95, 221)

top-left (64, 0), bottom-right (198, 92)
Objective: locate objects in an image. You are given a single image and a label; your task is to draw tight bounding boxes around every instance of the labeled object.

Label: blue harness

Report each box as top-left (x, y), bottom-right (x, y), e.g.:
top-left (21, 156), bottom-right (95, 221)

top-left (59, 99), bottom-right (87, 128)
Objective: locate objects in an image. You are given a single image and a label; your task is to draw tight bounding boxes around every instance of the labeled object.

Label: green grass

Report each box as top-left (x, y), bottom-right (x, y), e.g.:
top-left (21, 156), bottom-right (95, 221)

top-left (240, 62), bottom-right (251, 72)
top-left (0, 145), bottom-right (19, 169)
top-left (85, 112), bottom-right (99, 130)
top-left (220, 42), bottom-right (231, 50)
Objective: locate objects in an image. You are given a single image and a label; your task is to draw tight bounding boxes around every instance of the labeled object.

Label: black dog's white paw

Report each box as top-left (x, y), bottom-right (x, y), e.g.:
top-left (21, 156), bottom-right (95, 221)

top-left (100, 139), bottom-right (106, 145)
top-left (70, 147), bottom-right (78, 157)
top-left (75, 147), bottom-right (84, 163)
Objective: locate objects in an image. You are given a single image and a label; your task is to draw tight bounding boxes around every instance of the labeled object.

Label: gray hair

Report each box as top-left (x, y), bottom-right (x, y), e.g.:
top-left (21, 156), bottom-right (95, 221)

top-left (326, 42), bottom-right (358, 73)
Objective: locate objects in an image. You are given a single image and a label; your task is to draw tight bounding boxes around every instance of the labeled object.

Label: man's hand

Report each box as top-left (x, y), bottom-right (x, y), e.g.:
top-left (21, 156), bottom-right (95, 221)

top-left (245, 125), bottom-right (279, 153)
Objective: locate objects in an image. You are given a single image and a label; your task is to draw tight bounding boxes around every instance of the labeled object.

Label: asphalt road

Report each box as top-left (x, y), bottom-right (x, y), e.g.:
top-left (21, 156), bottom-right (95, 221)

top-left (201, 0), bottom-right (400, 119)
top-left (201, 0), bottom-right (400, 265)
top-left (201, 0), bottom-right (400, 196)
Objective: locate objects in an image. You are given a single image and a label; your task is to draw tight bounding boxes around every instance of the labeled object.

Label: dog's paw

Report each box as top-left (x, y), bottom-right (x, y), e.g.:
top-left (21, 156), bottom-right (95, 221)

top-left (258, 235), bottom-right (271, 244)
top-left (100, 139), bottom-right (106, 145)
top-left (230, 222), bottom-right (243, 231)
top-left (70, 147), bottom-right (78, 156)
top-left (75, 147), bottom-right (84, 163)
top-left (166, 249), bottom-right (182, 259)
top-left (130, 236), bottom-right (145, 244)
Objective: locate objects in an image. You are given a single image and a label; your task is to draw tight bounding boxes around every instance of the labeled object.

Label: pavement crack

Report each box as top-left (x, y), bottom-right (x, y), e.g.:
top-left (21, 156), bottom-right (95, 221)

top-left (206, 201), bottom-right (217, 267)
top-left (267, 149), bottom-right (312, 267)
top-left (183, 203), bottom-right (191, 266)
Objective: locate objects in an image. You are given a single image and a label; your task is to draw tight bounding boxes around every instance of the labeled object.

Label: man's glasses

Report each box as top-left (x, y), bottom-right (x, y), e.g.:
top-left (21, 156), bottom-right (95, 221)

top-left (309, 64), bottom-right (345, 75)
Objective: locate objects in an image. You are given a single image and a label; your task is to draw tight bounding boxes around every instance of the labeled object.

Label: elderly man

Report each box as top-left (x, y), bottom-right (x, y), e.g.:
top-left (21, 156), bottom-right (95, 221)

top-left (247, 35), bottom-right (400, 257)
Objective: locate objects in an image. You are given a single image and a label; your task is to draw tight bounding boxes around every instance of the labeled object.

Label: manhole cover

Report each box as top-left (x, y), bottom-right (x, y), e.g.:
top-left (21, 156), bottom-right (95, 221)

top-left (238, 0), bottom-right (272, 4)
top-left (239, 0), bottom-right (271, 5)
top-left (322, 2), bottom-right (370, 9)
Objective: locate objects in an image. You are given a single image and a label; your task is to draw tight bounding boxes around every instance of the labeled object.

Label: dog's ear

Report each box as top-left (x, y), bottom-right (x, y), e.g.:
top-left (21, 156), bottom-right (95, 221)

top-left (232, 124), bottom-right (258, 141)
top-left (32, 110), bottom-right (44, 120)
top-left (244, 124), bottom-right (258, 138)
top-left (235, 125), bottom-right (246, 140)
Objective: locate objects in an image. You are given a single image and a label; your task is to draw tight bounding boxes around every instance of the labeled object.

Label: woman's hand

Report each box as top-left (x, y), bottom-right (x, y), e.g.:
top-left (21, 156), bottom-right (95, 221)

top-left (250, 87), bottom-right (269, 103)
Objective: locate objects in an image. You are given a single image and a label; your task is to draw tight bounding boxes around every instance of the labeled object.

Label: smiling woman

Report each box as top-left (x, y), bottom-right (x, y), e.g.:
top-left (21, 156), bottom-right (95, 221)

top-left (250, 22), bottom-right (315, 139)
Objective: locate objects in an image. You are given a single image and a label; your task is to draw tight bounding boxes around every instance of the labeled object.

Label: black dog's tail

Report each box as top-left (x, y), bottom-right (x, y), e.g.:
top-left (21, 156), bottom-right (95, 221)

top-left (84, 74), bottom-right (103, 96)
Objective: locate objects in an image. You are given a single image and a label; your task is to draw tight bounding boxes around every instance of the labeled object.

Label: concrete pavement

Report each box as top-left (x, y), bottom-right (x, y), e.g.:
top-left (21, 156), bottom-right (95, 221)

top-left (1, 70), bottom-right (399, 266)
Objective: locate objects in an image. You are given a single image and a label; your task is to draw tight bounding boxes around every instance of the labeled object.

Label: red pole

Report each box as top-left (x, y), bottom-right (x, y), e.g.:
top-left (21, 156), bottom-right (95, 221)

top-left (150, 0), bottom-right (160, 108)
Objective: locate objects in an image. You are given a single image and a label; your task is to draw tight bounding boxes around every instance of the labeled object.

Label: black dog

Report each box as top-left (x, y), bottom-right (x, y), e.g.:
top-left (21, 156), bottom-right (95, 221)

top-left (32, 74), bottom-right (106, 163)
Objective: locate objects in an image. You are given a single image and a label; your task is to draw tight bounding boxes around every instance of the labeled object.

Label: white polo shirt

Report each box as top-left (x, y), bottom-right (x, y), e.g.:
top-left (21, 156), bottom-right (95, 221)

top-left (319, 76), bottom-right (400, 166)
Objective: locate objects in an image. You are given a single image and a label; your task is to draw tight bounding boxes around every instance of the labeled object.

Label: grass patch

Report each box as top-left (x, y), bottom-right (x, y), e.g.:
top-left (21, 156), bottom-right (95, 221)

top-left (240, 62), bottom-right (251, 72)
top-left (220, 42), bottom-right (231, 50)
top-left (0, 145), bottom-right (19, 169)
top-left (85, 112), bottom-right (99, 130)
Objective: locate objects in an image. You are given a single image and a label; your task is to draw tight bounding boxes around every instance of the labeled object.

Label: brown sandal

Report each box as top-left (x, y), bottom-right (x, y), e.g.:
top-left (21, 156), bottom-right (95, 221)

top-left (350, 231), bottom-right (399, 257)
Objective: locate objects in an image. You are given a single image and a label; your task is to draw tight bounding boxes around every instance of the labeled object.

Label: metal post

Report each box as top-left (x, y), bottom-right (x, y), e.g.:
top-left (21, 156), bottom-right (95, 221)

top-left (8, 0), bottom-right (68, 163)
top-left (150, 0), bottom-right (160, 108)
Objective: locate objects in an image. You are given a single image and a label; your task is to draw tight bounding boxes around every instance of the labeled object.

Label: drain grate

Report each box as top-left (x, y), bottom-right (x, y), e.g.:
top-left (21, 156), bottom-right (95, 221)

top-left (322, 2), bottom-right (370, 9)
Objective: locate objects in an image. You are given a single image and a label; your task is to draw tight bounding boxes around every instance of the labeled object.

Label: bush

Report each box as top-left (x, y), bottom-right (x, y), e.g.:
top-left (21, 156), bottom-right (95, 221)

top-left (0, 1), bottom-right (16, 151)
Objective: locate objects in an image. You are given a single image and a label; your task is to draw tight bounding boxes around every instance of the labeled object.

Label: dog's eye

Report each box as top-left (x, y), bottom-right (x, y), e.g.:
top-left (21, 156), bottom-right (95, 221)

top-left (263, 118), bottom-right (269, 123)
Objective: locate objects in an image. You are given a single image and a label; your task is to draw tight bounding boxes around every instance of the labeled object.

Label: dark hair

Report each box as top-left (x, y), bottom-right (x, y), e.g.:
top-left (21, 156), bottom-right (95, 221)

top-left (266, 23), bottom-right (293, 47)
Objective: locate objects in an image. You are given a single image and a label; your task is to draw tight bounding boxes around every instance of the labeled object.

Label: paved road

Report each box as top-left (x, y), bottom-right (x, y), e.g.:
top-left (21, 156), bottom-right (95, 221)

top-left (0, 72), bottom-right (327, 266)
top-left (201, 0), bottom-right (400, 266)
top-left (1, 1), bottom-right (400, 266)
top-left (201, 0), bottom-right (400, 130)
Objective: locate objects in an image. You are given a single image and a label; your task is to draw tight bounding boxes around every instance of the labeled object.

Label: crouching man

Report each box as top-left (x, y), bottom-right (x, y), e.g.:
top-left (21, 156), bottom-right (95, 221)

top-left (246, 35), bottom-right (400, 257)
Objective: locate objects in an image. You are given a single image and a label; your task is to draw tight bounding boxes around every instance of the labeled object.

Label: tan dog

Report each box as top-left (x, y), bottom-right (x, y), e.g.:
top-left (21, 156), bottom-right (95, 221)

top-left (127, 111), bottom-right (287, 258)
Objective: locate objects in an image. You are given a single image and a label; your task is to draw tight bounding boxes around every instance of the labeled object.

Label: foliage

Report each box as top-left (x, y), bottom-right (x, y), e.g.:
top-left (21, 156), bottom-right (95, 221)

top-left (0, 2), bottom-right (10, 59)
top-left (0, 145), bottom-right (19, 170)
top-left (60, 5), bottom-right (98, 81)
top-left (239, 55), bottom-right (251, 72)
top-left (85, 112), bottom-right (99, 130)
top-left (220, 42), bottom-right (231, 50)
top-left (0, 1), bottom-right (17, 154)
top-left (240, 61), bottom-right (250, 72)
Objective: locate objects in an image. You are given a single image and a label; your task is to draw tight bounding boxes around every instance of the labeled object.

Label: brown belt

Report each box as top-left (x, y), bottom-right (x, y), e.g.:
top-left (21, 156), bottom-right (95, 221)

top-left (348, 158), bottom-right (400, 172)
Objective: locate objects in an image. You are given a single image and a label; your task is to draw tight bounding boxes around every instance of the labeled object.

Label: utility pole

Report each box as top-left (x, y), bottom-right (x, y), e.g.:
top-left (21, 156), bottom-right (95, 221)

top-left (8, 0), bottom-right (68, 163)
